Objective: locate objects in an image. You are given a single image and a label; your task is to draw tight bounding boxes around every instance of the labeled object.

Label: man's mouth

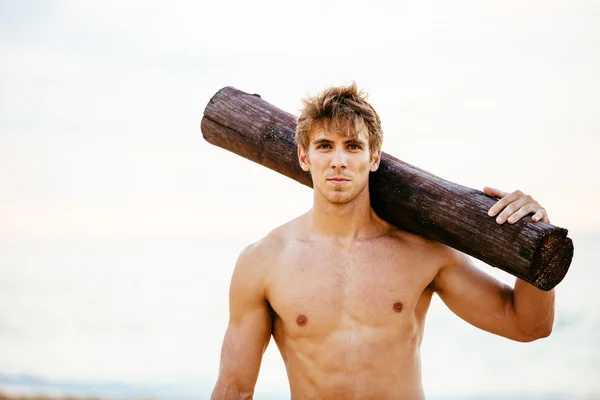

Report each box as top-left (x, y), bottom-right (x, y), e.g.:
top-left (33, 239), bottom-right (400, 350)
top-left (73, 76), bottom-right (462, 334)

top-left (327, 177), bottom-right (350, 183)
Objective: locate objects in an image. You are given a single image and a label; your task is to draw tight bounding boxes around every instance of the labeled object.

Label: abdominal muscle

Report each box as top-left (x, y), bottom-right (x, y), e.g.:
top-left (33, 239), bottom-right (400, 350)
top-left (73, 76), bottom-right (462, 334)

top-left (272, 316), bottom-right (426, 400)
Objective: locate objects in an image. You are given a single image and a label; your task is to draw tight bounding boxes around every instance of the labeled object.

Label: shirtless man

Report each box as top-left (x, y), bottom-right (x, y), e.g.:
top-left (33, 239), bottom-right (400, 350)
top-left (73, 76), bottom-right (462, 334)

top-left (211, 83), bottom-right (555, 399)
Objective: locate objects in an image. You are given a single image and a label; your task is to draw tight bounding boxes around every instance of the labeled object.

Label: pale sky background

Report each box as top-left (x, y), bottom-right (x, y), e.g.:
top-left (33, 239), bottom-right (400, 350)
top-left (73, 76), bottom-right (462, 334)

top-left (1, 0), bottom-right (600, 398)
top-left (1, 0), bottom-right (599, 240)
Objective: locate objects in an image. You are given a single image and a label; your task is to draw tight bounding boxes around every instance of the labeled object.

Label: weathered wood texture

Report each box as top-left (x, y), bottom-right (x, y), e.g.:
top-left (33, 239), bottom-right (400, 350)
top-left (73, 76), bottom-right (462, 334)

top-left (201, 86), bottom-right (574, 291)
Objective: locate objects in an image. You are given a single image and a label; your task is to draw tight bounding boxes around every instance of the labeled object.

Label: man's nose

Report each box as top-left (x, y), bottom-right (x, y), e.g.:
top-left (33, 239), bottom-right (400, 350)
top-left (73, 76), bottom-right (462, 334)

top-left (330, 149), bottom-right (347, 169)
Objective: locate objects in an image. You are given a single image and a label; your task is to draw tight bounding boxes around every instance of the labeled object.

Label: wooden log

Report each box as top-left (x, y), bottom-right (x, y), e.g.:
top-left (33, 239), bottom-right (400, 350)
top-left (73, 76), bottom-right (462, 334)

top-left (201, 86), bottom-right (574, 291)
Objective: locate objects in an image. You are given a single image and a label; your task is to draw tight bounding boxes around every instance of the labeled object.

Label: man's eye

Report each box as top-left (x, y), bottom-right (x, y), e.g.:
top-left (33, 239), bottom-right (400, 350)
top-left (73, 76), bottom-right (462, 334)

top-left (348, 144), bottom-right (361, 150)
top-left (317, 144), bottom-right (331, 149)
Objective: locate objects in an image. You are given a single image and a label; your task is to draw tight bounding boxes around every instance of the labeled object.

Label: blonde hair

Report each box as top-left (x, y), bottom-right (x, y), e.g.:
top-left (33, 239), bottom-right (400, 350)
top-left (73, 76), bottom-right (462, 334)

top-left (295, 82), bottom-right (383, 155)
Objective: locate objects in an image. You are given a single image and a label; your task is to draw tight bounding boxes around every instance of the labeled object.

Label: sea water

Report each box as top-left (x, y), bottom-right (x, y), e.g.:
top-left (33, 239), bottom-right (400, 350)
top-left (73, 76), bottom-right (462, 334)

top-left (0, 232), bottom-right (598, 399)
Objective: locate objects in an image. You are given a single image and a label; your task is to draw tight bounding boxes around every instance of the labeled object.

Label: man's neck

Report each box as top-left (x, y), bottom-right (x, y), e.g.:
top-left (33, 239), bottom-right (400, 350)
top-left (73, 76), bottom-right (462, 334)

top-left (307, 188), bottom-right (380, 244)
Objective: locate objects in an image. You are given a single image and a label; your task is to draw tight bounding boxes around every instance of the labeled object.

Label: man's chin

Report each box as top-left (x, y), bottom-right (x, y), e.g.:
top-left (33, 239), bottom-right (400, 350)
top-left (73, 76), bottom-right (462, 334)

top-left (325, 193), bottom-right (353, 205)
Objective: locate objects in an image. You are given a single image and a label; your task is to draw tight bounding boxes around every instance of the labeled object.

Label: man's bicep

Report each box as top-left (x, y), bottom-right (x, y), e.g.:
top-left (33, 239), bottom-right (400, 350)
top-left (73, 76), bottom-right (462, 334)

top-left (216, 307), bottom-right (272, 395)
top-left (213, 245), bottom-right (273, 398)
top-left (433, 248), bottom-right (518, 339)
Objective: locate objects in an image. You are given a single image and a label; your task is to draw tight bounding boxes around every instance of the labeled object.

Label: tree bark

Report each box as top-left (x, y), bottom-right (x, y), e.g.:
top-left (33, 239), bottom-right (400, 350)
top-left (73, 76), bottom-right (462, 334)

top-left (201, 86), bottom-right (574, 291)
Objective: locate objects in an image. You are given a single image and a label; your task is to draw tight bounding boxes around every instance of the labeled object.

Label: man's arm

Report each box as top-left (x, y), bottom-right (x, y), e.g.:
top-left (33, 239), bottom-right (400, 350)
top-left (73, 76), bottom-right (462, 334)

top-left (431, 187), bottom-right (555, 342)
top-left (211, 242), bottom-right (273, 400)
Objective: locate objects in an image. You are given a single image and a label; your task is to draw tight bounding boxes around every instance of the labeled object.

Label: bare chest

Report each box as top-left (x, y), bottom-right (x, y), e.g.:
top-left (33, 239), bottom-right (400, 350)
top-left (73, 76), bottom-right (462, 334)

top-left (266, 239), bottom-right (436, 337)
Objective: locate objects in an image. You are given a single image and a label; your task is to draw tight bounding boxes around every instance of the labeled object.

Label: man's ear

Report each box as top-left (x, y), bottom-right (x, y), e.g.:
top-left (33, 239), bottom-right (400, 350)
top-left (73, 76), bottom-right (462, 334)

top-left (298, 146), bottom-right (310, 171)
top-left (370, 150), bottom-right (381, 172)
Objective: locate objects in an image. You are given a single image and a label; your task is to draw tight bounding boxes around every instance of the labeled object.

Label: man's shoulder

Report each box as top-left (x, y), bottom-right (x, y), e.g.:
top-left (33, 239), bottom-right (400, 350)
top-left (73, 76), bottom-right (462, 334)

top-left (266, 213), bottom-right (307, 241)
top-left (387, 227), bottom-right (441, 248)
top-left (386, 227), bottom-right (457, 261)
top-left (237, 214), bottom-right (306, 266)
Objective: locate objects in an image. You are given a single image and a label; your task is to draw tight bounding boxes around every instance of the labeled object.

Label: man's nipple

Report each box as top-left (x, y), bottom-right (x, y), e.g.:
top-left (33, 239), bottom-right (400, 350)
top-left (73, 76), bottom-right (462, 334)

top-left (393, 302), bottom-right (403, 313)
top-left (296, 314), bottom-right (308, 326)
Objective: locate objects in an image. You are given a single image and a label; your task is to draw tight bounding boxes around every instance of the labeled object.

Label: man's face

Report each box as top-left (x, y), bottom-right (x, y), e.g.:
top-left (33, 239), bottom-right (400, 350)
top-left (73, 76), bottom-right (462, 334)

top-left (298, 121), bottom-right (381, 205)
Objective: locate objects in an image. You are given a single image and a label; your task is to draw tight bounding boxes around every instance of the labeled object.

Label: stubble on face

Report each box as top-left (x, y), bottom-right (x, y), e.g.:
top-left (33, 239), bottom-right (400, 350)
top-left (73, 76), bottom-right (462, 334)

top-left (302, 121), bottom-right (377, 207)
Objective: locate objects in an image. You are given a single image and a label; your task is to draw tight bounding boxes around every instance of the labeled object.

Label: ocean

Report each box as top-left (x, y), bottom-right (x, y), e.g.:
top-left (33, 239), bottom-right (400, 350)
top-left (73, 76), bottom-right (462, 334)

top-left (0, 231), bottom-right (598, 399)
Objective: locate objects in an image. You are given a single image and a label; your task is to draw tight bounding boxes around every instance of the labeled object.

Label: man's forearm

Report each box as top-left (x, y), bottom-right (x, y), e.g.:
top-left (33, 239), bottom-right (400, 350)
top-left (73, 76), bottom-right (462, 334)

top-left (511, 278), bottom-right (555, 340)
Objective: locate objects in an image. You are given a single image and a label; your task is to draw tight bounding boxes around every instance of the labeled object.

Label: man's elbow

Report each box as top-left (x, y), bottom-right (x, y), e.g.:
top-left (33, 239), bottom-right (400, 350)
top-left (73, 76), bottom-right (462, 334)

top-left (514, 322), bottom-right (553, 342)
top-left (211, 378), bottom-right (255, 400)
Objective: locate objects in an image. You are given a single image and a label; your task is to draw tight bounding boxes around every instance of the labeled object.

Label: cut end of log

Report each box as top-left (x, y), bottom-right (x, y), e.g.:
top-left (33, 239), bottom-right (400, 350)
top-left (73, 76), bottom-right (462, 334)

top-left (201, 88), bottom-right (314, 188)
top-left (532, 229), bottom-right (574, 291)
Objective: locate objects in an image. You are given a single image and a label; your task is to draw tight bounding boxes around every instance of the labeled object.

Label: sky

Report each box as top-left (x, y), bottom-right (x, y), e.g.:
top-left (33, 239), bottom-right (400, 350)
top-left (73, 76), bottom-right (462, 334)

top-left (1, 0), bottom-right (599, 397)
top-left (1, 0), bottom-right (599, 240)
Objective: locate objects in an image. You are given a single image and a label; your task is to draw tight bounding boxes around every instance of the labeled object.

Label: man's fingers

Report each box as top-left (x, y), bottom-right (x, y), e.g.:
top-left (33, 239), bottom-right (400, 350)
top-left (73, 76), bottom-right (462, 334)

top-left (487, 189), bottom-right (523, 218)
top-left (483, 186), bottom-right (509, 199)
top-left (532, 208), bottom-right (546, 222)
top-left (485, 187), bottom-right (549, 224)
top-left (495, 196), bottom-right (530, 224)
top-left (505, 203), bottom-right (538, 224)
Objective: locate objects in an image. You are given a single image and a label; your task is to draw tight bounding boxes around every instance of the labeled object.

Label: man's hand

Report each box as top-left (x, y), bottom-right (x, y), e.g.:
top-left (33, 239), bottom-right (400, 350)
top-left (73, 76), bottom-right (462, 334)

top-left (484, 187), bottom-right (550, 225)
top-left (433, 186), bottom-right (556, 342)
